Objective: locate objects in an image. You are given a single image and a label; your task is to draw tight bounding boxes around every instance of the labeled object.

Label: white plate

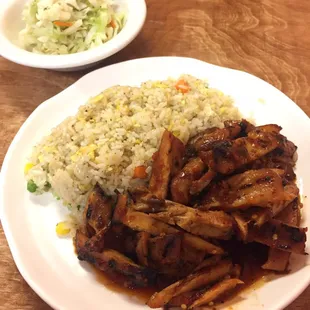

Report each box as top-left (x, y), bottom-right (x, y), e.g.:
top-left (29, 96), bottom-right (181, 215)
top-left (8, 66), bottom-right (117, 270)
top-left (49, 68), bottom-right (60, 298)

top-left (0, 0), bottom-right (146, 70)
top-left (1, 57), bottom-right (310, 310)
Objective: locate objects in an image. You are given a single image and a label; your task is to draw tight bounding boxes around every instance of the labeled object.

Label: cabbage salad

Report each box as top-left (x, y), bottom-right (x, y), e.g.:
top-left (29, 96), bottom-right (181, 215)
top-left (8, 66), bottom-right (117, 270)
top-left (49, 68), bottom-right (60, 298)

top-left (19, 0), bottom-right (126, 54)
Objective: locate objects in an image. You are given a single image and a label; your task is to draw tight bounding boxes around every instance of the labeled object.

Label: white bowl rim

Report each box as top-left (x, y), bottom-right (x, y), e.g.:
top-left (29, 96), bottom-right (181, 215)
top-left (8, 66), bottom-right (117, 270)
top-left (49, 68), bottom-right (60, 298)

top-left (0, 0), bottom-right (147, 69)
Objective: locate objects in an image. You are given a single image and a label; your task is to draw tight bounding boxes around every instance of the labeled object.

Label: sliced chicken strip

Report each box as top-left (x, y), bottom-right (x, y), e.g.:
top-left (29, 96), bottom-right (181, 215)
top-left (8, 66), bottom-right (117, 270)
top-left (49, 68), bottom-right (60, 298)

top-left (255, 124), bottom-right (282, 134)
top-left (147, 259), bottom-right (233, 308)
top-left (199, 129), bottom-right (283, 175)
top-left (232, 212), bottom-right (249, 241)
top-left (188, 278), bottom-right (244, 309)
top-left (171, 157), bottom-right (205, 205)
top-left (121, 211), bottom-right (179, 235)
top-left (113, 194), bottom-right (178, 235)
top-left (250, 183), bottom-right (299, 227)
top-left (149, 130), bottom-right (185, 199)
top-left (84, 249), bottom-right (155, 288)
top-left (224, 119), bottom-right (255, 136)
top-left (194, 255), bottom-right (222, 272)
top-left (136, 232), bottom-right (150, 266)
top-left (82, 185), bottom-right (113, 237)
top-left (167, 289), bottom-right (205, 308)
top-left (187, 119), bottom-right (249, 154)
top-left (201, 169), bottom-right (285, 210)
top-left (262, 199), bottom-right (301, 271)
top-left (190, 169), bottom-right (216, 195)
top-left (247, 219), bottom-right (306, 254)
top-left (148, 234), bottom-right (182, 265)
top-left (183, 233), bottom-right (224, 255)
top-left (148, 201), bottom-right (234, 239)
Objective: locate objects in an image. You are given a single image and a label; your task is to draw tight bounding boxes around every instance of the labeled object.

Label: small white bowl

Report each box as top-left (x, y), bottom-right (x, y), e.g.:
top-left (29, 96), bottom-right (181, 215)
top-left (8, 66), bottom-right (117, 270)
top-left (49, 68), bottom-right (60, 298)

top-left (0, 0), bottom-right (146, 71)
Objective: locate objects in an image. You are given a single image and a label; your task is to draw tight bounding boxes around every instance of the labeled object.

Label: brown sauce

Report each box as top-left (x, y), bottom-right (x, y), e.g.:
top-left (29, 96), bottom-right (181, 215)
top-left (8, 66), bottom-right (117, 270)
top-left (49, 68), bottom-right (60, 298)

top-left (218, 240), bottom-right (271, 304)
top-left (92, 266), bottom-right (156, 304)
top-left (85, 239), bottom-right (272, 307)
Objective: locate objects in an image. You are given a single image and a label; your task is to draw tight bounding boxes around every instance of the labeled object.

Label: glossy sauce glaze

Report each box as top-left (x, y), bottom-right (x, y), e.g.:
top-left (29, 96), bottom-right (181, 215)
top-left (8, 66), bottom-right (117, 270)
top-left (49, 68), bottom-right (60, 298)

top-left (88, 239), bottom-right (272, 306)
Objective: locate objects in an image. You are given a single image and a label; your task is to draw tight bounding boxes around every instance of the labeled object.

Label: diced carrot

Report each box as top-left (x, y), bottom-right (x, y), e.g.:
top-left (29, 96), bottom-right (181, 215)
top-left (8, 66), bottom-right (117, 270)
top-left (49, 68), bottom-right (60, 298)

top-left (175, 79), bottom-right (190, 93)
top-left (109, 20), bottom-right (117, 28)
top-left (133, 165), bottom-right (148, 179)
top-left (53, 21), bottom-right (73, 27)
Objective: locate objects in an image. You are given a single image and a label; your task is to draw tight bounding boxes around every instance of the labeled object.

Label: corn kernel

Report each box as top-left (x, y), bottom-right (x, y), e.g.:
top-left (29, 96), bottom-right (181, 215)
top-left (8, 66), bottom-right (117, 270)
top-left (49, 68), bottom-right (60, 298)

top-left (56, 222), bottom-right (71, 236)
top-left (24, 163), bottom-right (34, 174)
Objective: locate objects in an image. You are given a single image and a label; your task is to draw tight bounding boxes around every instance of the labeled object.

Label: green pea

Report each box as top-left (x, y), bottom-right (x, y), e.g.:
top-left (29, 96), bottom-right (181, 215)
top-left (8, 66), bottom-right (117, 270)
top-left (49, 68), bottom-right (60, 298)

top-left (27, 180), bottom-right (38, 193)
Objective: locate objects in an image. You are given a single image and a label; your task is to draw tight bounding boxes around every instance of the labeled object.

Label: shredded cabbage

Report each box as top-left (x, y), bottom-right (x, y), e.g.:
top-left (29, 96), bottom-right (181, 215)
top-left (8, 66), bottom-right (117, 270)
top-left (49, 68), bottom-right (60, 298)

top-left (19, 0), bottom-right (126, 55)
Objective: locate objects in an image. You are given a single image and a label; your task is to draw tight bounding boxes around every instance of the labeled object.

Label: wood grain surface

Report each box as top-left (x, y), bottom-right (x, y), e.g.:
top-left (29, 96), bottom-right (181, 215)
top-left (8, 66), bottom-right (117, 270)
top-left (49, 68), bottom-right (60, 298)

top-left (0, 0), bottom-right (309, 309)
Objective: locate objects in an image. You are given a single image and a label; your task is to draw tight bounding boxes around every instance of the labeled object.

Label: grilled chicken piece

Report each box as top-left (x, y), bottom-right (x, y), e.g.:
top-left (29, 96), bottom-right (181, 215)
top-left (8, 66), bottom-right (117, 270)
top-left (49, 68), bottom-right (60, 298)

top-left (201, 169), bottom-right (285, 210)
top-left (136, 232), bottom-right (150, 266)
top-left (113, 194), bottom-right (128, 222)
top-left (251, 156), bottom-right (296, 182)
top-left (262, 248), bottom-right (291, 272)
top-left (171, 157), bottom-right (205, 205)
top-left (113, 194), bottom-right (178, 235)
top-left (232, 182), bottom-right (299, 237)
top-left (224, 119), bottom-right (256, 136)
top-left (262, 199), bottom-right (301, 271)
top-left (120, 210), bottom-right (178, 236)
top-left (232, 185), bottom-right (299, 241)
top-left (147, 259), bottom-right (233, 308)
top-left (247, 208), bottom-right (272, 227)
top-left (183, 233), bottom-right (224, 255)
top-left (83, 249), bottom-right (155, 288)
top-left (76, 186), bottom-right (113, 253)
top-left (167, 289), bottom-right (206, 308)
top-left (149, 234), bottom-right (182, 266)
top-left (149, 201), bottom-right (234, 239)
top-left (194, 255), bottom-right (222, 272)
top-left (279, 138), bottom-right (298, 158)
top-left (247, 219), bottom-right (306, 254)
top-left (129, 201), bottom-right (165, 213)
top-left (255, 124), bottom-right (282, 134)
top-left (249, 183), bottom-right (299, 227)
top-left (188, 278), bottom-right (244, 309)
top-left (118, 196), bottom-right (224, 254)
top-left (187, 122), bottom-right (242, 154)
top-left (149, 130), bottom-right (185, 199)
top-left (199, 129), bottom-right (282, 175)
top-left (232, 212), bottom-right (249, 241)
top-left (75, 227), bottom-right (154, 287)
top-left (190, 169), bottom-right (216, 195)
top-left (82, 185), bottom-right (113, 237)
top-left (180, 244), bottom-right (205, 266)
top-left (83, 228), bottom-right (108, 253)
top-left (249, 138), bottom-right (297, 182)
top-left (170, 210), bottom-right (234, 240)
top-left (129, 187), bottom-right (166, 212)
top-left (276, 198), bottom-right (301, 225)
top-left (186, 119), bottom-right (254, 157)
top-left (75, 229), bottom-right (89, 259)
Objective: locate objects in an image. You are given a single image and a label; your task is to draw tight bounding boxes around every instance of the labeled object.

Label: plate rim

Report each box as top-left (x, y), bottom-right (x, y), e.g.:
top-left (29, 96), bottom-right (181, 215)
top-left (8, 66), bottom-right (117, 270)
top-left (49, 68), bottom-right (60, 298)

top-left (1, 56), bottom-right (310, 310)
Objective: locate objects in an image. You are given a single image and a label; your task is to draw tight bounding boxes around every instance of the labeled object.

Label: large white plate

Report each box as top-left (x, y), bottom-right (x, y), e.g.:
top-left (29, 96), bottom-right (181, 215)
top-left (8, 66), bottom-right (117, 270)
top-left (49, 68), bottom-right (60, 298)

top-left (1, 57), bottom-right (310, 310)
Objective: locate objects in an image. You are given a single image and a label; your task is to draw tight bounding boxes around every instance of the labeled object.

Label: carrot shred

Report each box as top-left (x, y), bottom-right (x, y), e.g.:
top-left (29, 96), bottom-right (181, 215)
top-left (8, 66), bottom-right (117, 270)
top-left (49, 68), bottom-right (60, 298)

top-left (109, 20), bottom-right (117, 28)
top-left (53, 21), bottom-right (73, 27)
top-left (133, 165), bottom-right (148, 179)
top-left (175, 79), bottom-right (190, 93)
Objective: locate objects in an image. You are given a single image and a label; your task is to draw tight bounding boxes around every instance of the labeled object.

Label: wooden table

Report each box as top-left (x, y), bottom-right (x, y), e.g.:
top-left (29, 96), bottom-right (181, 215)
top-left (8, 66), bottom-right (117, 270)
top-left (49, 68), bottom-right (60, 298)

top-left (0, 0), bottom-right (309, 309)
